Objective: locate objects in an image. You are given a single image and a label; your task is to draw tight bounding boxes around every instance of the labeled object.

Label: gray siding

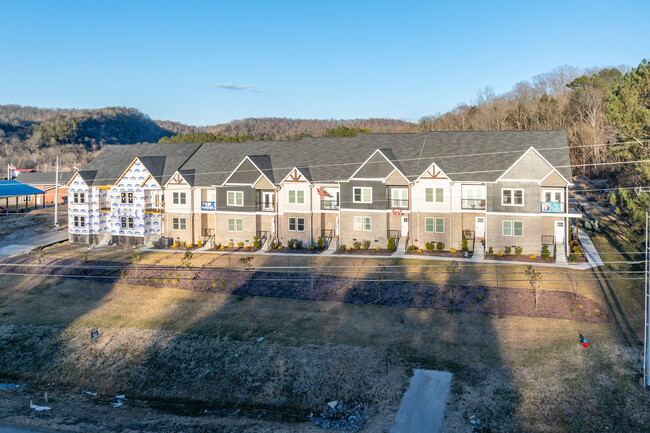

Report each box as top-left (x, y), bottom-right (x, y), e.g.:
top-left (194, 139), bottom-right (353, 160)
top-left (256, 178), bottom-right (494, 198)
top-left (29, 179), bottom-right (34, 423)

top-left (488, 182), bottom-right (543, 214)
top-left (340, 180), bottom-right (387, 210)
top-left (352, 153), bottom-right (394, 179)
top-left (227, 159), bottom-right (262, 184)
top-left (216, 186), bottom-right (256, 212)
top-left (501, 151), bottom-right (552, 180)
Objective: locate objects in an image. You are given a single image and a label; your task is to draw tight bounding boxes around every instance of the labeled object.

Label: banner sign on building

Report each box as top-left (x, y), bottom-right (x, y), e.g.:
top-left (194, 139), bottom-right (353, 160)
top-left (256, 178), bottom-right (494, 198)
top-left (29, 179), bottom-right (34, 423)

top-left (201, 201), bottom-right (215, 211)
top-left (541, 202), bottom-right (562, 213)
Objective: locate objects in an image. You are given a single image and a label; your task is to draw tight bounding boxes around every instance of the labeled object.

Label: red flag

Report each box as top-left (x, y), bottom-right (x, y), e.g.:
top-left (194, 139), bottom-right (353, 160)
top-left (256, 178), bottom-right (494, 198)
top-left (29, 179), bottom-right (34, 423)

top-left (317, 188), bottom-right (330, 197)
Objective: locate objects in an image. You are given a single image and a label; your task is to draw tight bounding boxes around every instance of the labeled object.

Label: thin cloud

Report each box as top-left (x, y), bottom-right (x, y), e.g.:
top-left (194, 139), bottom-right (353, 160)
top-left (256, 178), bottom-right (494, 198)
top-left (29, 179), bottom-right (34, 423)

top-left (250, 89), bottom-right (266, 94)
top-left (212, 82), bottom-right (255, 90)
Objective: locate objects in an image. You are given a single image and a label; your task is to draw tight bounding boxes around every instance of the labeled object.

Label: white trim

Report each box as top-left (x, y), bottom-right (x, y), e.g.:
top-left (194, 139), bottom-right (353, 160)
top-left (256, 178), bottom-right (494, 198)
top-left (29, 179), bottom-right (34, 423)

top-left (487, 211), bottom-right (574, 217)
top-left (352, 177), bottom-right (387, 181)
top-left (215, 210), bottom-right (254, 215)
top-left (383, 168), bottom-right (409, 183)
top-left (501, 188), bottom-right (524, 206)
top-left (287, 216), bottom-right (306, 232)
top-left (348, 149), bottom-right (407, 182)
top-left (226, 190), bottom-right (244, 207)
top-left (502, 220), bottom-right (512, 236)
top-left (352, 186), bottom-right (372, 203)
top-left (162, 170), bottom-right (188, 188)
top-left (279, 167), bottom-right (312, 185)
top-left (222, 156), bottom-right (274, 187)
top-left (435, 217), bottom-right (445, 233)
top-left (414, 162), bottom-right (450, 182)
top-left (340, 208), bottom-right (410, 214)
top-left (227, 217), bottom-right (243, 232)
top-left (287, 189), bottom-right (306, 204)
top-left (513, 220), bottom-right (523, 237)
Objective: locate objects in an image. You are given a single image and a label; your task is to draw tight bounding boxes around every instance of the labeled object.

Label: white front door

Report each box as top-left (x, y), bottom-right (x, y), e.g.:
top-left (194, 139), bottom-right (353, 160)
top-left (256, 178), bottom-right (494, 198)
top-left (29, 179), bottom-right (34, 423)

top-left (401, 216), bottom-right (409, 237)
top-left (475, 217), bottom-right (485, 238)
top-left (555, 220), bottom-right (565, 244)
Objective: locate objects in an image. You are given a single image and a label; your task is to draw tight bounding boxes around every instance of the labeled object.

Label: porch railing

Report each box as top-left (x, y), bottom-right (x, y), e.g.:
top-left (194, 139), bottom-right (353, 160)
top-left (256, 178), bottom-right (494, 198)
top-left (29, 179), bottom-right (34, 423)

top-left (255, 201), bottom-right (275, 212)
top-left (387, 199), bottom-right (409, 209)
top-left (320, 199), bottom-right (339, 210)
top-left (256, 230), bottom-right (270, 248)
top-left (387, 229), bottom-right (401, 240)
top-left (461, 198), bottom-right (486, 210)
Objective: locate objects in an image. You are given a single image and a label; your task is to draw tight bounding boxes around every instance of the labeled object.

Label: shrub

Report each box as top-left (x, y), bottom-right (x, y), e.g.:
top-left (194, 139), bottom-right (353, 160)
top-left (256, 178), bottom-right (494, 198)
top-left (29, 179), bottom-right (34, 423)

top-left (529, 254), bottom-right (536, 259)
top-left (307, 245), bottom-right (315, 250)
top-left (346, 247), bottom-right (352, 251)
top-left (375, 247), bottom-right (381, 251)
top-left (197, 240), bottom-right (203, 248)
top-left (270, 241), bottom-right (276, 249)
top-left (237, 241), bottom-right (244, 248)
top-left (436, 242), bottom-right (445, 251)
top-left (228, 242), bottom-right (234, 248)
top-left (338, 244), bottom-right (346, 251)
top-left (220, 245), bottom-right (226, 250)
top-left (450, 248), bottom-right (457, 253)
top-left (488, 246), bottom-right (494, 255)
top-left (353, 241), bottom-right (361, 250)
top-left (505, 246), bottom-right (512, 255)
top-left (278, 245), bottom-right (283, 249)
top-left (408, 245), bottom-right (416, 251)
top-left (515, 246), bottom-right (523, 256)
top-left (297, 240), bottom-right (303, 248)
top-left (572, 245), bottom-right (581, 255)
top-left (425, 242), bottom-right (434, 251)
top-left (417, 249), bottom-right (422, 253)
top-left (173, 241), bottom-right (180, 248)
top-left (253, 236), bottom-right (261, 248)
top-left (288, 239), bottom-right (295, 249)
top-left (568, 255), bottom-right (578, 262)
top-left (462, 238), bottom-right (468, 252)
top-left (387, 237), bottom-right (396, 251)
top-left (496, 252), bottom-right (503, 257)
top-left (362, 240), bottom-right (370, 250)
top-left (541, 245), bottom-right (550, 260)
top-left (570, 309), bottom-right (576, 315)
top-left (317, 236), bottom-right (325, 249)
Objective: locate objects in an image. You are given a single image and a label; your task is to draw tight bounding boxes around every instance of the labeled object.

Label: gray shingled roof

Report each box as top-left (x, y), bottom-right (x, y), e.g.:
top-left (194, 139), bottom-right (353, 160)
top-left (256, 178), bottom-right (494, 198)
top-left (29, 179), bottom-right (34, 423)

top-left (77, 142), bottom-right (202, 186)
top-left (15, 171), bottom-right (74, 185)
top-left (75, 131), bottom-right (572, 187)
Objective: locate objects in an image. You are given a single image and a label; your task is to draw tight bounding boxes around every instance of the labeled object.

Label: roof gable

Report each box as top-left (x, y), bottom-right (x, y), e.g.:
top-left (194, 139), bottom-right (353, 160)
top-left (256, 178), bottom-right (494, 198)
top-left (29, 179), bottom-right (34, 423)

top-left (281, 167), bottom-right (311, 184)
top-left (223, 156), bottom-right (268, 185)
top-left (350, 149), bottom-right (403, 180)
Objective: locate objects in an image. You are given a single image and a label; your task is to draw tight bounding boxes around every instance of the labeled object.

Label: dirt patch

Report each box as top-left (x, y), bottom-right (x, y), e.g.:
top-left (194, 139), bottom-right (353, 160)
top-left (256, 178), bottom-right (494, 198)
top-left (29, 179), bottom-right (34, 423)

top-left (211, 246), bottom-right (262, 253)
top-left (0, 256), bottom-right (612, 323)
top-left (0, 208), bottom-right (67, 244)
top-left (335, 248), bottom-right (395, 256)
top-left (484, 254), bottom-right (555, 263)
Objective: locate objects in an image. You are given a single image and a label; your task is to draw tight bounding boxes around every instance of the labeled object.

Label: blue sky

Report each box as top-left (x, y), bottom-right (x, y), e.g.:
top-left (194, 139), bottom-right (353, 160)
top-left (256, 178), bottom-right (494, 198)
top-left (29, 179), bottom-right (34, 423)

top-left (1, 0), bottom-right (648, 126)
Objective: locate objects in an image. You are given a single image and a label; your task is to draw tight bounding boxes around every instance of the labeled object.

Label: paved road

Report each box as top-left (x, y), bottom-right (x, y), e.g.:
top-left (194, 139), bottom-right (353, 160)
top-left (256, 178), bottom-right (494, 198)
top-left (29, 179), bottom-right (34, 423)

top-left (0, 423), bottom-right (60, 433)
top-left (390, 369), bottom-right (453, 433)
top-left (0, 229), bottom-right (68, 259)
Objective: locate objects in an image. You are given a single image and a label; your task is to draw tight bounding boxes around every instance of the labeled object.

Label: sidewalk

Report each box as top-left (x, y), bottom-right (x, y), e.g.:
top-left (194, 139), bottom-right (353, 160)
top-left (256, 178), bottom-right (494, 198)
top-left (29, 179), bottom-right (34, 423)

top-left (0, 229), bottom-right (68, 260)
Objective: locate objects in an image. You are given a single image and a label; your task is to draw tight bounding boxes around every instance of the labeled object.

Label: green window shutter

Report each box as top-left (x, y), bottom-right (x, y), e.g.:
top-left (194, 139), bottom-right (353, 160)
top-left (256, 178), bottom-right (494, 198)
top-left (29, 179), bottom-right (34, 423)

top-left (298, 190), bottom-right (304, 203)
top-left (237, 219), bottom-right (243, 232)
top-left (435, 218), bottom-right (444, 233)
top-left (425, 218), bottom-right (433, 232)
top-left (425, 188), bottom-right (433, 202)
top-left (435, 188), bottom-right (444, 203)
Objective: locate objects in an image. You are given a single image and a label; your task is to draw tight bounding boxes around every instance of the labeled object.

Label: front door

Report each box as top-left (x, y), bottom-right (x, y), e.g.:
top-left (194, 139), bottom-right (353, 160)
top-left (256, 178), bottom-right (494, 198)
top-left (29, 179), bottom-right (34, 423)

top-left (401, 216), bottom-right (409, 237)
top-left (555, 220), bottom-right (565, 244)
top-left (475, 217), bottom-right (485, 238)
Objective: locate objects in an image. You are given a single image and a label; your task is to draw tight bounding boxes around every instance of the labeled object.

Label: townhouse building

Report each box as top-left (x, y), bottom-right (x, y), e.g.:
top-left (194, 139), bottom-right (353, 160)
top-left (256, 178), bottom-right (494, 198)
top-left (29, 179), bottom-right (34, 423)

top-left (68, 131), bottom-right (580, 256)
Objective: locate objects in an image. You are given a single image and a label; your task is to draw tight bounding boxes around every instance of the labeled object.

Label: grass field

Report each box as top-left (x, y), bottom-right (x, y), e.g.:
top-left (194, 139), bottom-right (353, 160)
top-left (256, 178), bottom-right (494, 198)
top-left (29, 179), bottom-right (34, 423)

top-left (1, 201), bottom-right (650, 432)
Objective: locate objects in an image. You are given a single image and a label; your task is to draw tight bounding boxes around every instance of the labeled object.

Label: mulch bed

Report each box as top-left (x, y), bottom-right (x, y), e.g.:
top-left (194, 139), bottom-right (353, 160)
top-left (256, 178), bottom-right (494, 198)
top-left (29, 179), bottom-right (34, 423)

top-left (484, 254), bottom-right (555, 263)
top-left (154, 245), bottom-right (201, 251)
top-left (211, 247), bottom-right (261, 253)
top-left (406, 250), bottom-right (473, 259)
top-left (266, 248), bottom-right (325, 254)
top-left (1, 255), bottom-right (613, 323)
top-left (334, 249), bottom-right (395, 256)
top-left (567, 255), bottom-right (588, 264)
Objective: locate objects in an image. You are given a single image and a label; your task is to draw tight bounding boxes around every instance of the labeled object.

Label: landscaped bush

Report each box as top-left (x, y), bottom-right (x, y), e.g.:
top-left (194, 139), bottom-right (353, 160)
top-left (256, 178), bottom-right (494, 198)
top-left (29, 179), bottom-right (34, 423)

top-left (296, 240), bottom-right (303, 249)
top-left (541, 245), bottom-right (550, 259)
top-left (436, 242), bottom-right (444, 251)
top-left (338, 244), bottom-right (345, 251)
top-left (425, 242), bottom-right (434, 251)
top-left (450, 248), bottom-right (457, 253)
top-left (288, 239), bottom-right (295, 249)
top-left (529, 254), bottom-right (536, 259)
top-left (253, 235), bottom-right (261, 248)
top-left (488, 246), bottom-right (494, 255)
top-left (505, 246), bottom-right (512, 255)
top-left (572, 245), bottom-right (581, 256)
top-left (462, 238), bottom-right (468, 252)
top-left (197, 240), bottom-right (203, 248)
top-left (375, 247), bottom-right (381, 251)
top-left (317, 236), bottom-right (325, 249)
top-left (353, 241), bottom-right (361, 250)
top-left (408, 245), bottom-right (416, 251)
top-left (307, 245), bottom-right (315, 250)
top-left (362, 240), bottom-right (370, 250)
top-left (228, 241), bottom-right (234, 248)
top-left (270, 241), bottom-right (276, 249)
top-left (237, 241), bottom-right (244, 248)
top-left (515, 246), bottom-right (523, 256)
top-left (387, 237), bottom-right (396, 251)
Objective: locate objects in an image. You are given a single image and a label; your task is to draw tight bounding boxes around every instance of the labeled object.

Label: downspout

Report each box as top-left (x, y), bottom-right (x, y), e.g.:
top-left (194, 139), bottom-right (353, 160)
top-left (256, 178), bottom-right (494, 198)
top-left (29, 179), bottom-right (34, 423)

top-left (483, 184), bottom-right (488, 251)
top-left (275, 187), bottom-right (279, 244)
top-left (309, 185), bottom-right (314, 246)
top-left (213, 187), bottom-right (218, 246)
top-left (449, 182), bottom-right (453, 250)
top-left (190, 187), bottom-right (195, 244)
top-left (408, 182), bottom-right (412, 243)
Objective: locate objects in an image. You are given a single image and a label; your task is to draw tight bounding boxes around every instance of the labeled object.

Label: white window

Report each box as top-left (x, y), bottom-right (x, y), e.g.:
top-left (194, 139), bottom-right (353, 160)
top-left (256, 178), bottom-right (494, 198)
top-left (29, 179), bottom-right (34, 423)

top-left (73, 216), bottom-right (85, 227)
top-left (73, 192), bottom-right (85, 204)
top-left (288, 190), bottom-right (305, 204)
top-left (425, 217), bottom-right (434, 232)
top-left (543, 190), bottom-right (563, 203)
top-left (424, 187), bottom-right (445, 203)
top-left (227, 191), bottom-right (243, 206)
top-left (502, 220), bottom-right (512, 236)
top-left (173, 192), bottom-right (186, 205)
top-left (435, 217), bottom-right (444, 233)
top-left (172, 218), bottom-right (186, 230)
top-left (514, 221), bottom-right (523, 237)
top-left (462, 186), bottom-right (485, 208)
top-left (288, 217), bottom-right (305, 231)
top-left (354, 216), bottom-right (371, 231)
top-left (228, 218), bottom-right (243, 232)
top-left (353, 187), bottom-right (372, 203)
top-left (391, 188), bottom-right (408, 207)
top-left (502, 188), bottom-right (524, 206)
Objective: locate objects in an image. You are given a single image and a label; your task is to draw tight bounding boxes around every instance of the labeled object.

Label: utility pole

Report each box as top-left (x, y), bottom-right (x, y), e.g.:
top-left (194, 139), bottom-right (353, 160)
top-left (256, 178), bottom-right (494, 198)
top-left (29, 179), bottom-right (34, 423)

top-left (635, 187), bottom-right (650, 388)
top-left (54, 157), bottom-right (59, 230)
